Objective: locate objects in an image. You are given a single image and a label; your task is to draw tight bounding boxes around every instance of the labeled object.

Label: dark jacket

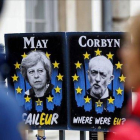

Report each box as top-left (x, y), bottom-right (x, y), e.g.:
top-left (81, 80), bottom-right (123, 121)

top-left (86, 88), bottom-right (113, 113)
top-left (24, 83), bottom-right (54, 111)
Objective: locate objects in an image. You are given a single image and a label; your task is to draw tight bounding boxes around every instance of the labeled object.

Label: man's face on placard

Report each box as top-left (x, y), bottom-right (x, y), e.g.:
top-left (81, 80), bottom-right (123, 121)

top-left (88, 57), bottom-right (114, 97)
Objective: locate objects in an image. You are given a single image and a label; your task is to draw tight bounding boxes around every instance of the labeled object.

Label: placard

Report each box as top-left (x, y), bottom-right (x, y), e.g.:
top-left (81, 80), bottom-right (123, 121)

top-left (5, 32), bottom-right (129, 131)
top-left (5, 33), bottom-right (67, 129)
top-left (67, 32), bottom-right (129, 131)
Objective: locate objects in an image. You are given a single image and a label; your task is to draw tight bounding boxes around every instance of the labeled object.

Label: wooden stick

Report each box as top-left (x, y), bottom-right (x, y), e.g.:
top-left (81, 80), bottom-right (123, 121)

top-left (38, 130), bottom-right (45, 137)
top-left (98, 132), bottom-right (104, 140)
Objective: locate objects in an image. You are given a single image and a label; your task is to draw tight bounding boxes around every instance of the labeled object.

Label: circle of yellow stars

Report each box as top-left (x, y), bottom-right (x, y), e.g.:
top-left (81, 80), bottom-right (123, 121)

top-left (72, 50), bottom-right (126, 108)
top-left (13, 51), bottom-right (63, 108)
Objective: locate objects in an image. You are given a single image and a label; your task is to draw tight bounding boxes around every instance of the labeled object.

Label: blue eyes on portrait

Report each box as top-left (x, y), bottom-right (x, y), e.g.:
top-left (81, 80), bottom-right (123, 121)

top-left (91, 71), bottom-right (106, 78)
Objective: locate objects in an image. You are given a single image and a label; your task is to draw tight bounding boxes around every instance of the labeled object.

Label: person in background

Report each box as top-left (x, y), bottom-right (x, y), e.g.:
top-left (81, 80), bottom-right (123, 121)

top-left (0, 0), bottom-right (25, 139)
top-left (0, 89), bottom-right (24, 140)
top-left (107, 13), bottom-right (140, 140)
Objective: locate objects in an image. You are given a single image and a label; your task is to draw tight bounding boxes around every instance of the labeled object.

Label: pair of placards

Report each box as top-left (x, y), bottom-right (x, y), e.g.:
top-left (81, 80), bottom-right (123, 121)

top-left (5, 32), bottom-right (128, 131)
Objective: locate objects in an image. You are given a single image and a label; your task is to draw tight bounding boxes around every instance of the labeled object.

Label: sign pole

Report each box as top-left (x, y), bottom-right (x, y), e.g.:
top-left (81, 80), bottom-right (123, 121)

top-left (80, 131), bottom-right (86, 140)
top-left (59, 130), bottom-right (65, 140)
top-left (97, 132), bottom-right (104, 140)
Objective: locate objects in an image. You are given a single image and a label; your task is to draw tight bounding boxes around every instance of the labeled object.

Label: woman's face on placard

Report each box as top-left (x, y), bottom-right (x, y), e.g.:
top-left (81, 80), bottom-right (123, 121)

top-left (27, 61), bottom-right (47, 90)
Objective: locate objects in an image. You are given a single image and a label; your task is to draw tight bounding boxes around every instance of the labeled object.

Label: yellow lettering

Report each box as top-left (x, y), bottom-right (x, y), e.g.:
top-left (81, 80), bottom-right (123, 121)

top-left (113, 117), bottom-right (122, 125)
top-left (113, 117), bottom-right (117, 125)
top-left (117, 119), bottom-right (121, 125)
top-left (40, 113), bottom-right (45, 125)
top-left (45, 114), bottom-right (52, 125)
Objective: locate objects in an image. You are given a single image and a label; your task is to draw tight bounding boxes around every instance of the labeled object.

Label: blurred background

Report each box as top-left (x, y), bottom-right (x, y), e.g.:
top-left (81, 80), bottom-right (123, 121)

top-left (1, 0), bottom-right (140, 44)
top-left (0, 0), bottom-right (140, 140)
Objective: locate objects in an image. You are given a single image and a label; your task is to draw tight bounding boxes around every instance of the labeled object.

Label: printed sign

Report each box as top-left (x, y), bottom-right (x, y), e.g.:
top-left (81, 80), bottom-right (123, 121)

top-left (5, 32), bottom-right (129, 131)
top-left (67, 32), bottom-right (129, 131)
top-left (5, 33), bottom-right (67, 129)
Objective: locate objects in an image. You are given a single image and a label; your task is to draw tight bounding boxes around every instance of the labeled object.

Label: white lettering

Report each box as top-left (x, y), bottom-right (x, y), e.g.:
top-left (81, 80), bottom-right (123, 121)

top-left (107, 39), bottom-right (113, 47)
top-left (79, 36), bottom-right (87, 47)
top-left (78, 36), bottom-right (120, 48)
top-left (23, 37), bottom-right (35, 49)
top-left (51, 113), bottom-right (58, 125)
top-left (36, 40), bottom-right (42, 48)
top-left (95, 117), bottom-right (111, 125)
top-left (114, 39), bottom-right (120, 48)
top-left (22, 113), bottom-right (27, 121)
top-left (73, 116), bottom-right (93, 124)
top-left (42, 40), bottom-right (48, 48)
top-left (87, 39), bottom-right (93, 47)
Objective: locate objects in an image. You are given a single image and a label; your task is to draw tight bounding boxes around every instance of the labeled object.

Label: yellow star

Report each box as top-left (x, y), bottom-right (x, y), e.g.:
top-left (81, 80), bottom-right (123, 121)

top-left (47, 95), bottom-right (54, 102)
top-left (54, 86), bottom-right (61, 93)
top-left (83, 52), bottom-right (90, 59)
top-left (21, 52), bottom-right (27, 58)
top-left (16, 86), bottom-right (22, 94)
top-left (14, 62), bottom-right (20, 69)
top-left (84, 96), bottom-right (91, 103)
top-left (96, 100), bottom-right (103, 107)
top-left (75, 61), bottom-right (82, 69)
top-left (75, 86), bottom-right (82, 94)
top-left (106, 52), bottom-right (114, 60)
top-left (46, 52), bottom-right (51, 59)
top-left (116, 87), bottom-right (123, 95)
top-left (72, 74), bottom-right (79, 81)
top-left (12, 74), bottom-right (18, 82)
top-left (24, 96), bottom-right (31, 102)
top-left (52, 61), bottom-right (60, 68)
top-left (36, 99), bottom-right (42, 106)
top-left (95, 48), bottom-right (102, 56)
top-left (108, 96), bottom-right (115, 104)
top-left (115, 61), bottom-right (123, 69)
top-left (57, 73), bottom-right (63, 81)
top-left (119, 74), bottom-right (126, 82)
